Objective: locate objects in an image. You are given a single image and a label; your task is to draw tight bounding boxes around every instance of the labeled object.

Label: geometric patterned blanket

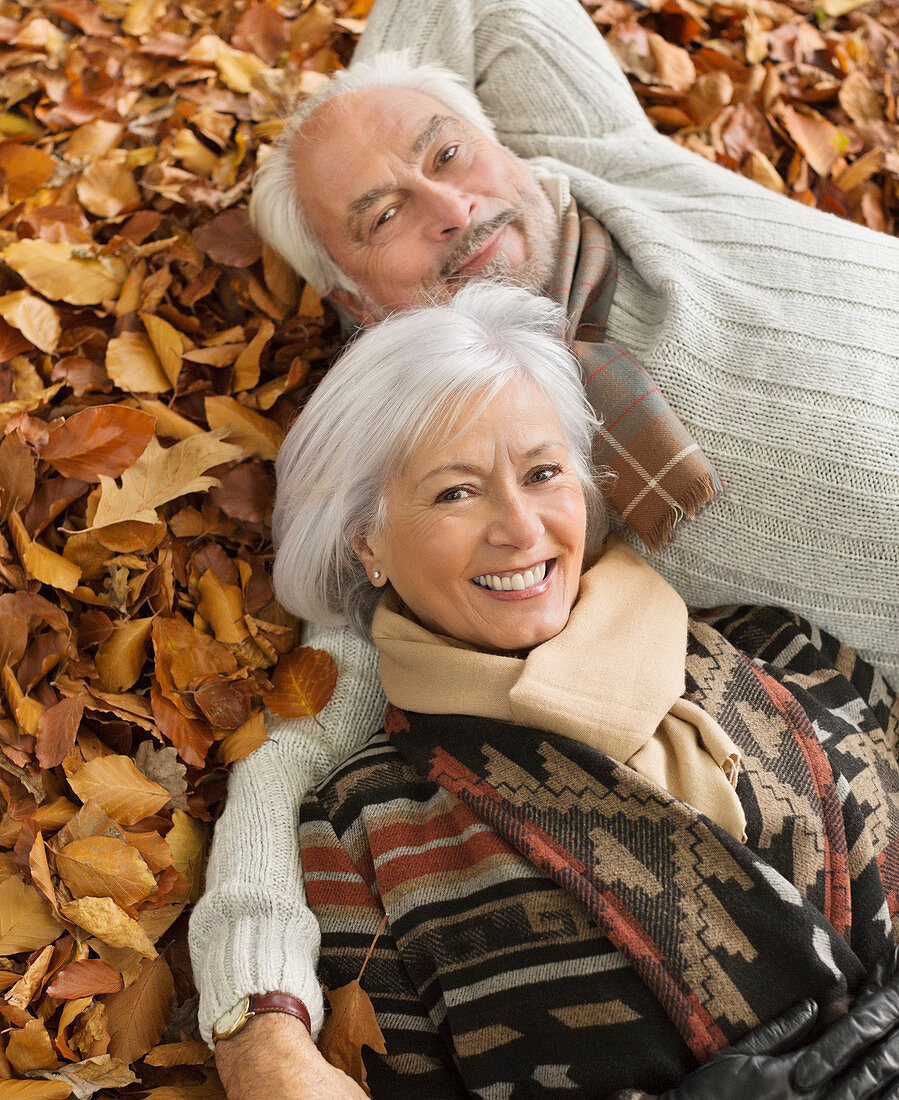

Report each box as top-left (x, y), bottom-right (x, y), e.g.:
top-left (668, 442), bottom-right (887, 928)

top-left (300, 609), bottom-right (899, 1098)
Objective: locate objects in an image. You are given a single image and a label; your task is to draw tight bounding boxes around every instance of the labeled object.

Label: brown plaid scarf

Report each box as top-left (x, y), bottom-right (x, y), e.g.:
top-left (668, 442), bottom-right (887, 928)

top-left (552, 203), bottom-right (722, 552)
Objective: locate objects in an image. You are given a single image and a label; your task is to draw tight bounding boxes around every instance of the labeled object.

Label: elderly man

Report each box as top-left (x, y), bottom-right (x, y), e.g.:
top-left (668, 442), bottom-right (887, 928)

top-left (190, 0), bottom-right (899, 1096)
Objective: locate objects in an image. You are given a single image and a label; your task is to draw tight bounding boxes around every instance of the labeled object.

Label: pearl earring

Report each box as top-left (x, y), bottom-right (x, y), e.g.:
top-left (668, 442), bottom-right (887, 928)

top-left (373, 571), bottom-right (381, 580)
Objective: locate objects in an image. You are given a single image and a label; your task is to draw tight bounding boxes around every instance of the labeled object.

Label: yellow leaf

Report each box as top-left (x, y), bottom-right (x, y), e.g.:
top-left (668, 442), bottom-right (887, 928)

top-left (137, 399), bottom-right (204, 441)
top-left (144, 1039), bottom-right (212, 1066)
top-left (105, 331), bottom-right (171, 394)
top-left (142, 313), bottom-right (187, 387)
top-left (165, 810), bottom-right (208, 904)
top-left (1, 240), bottom-right (127, 305)
top-left (215, 48), bottom-right (267, 93)
top-left (8, 510), bottom-right (81, 592)
top-left (60, 897), bottom-right (157, 959)
top-left (204, 395), bottom-right (284, 461)
top-left (123, 0), bottom-right (166, 35)
top-left (0, 1081), bottom-right (72, 1098)
top-left (94, 618), bottom-right (154, 692)
top-left (197, 570), bottom-right (247, 645)
top-left (64, 119), bottom-right (125, 163)
top-left (56, 836), bottom-right (157, 907)
top-left (5, 1018), bottom-right (58, 1075)
top-left (263, 647), bottom-right (338, 720)
top-left (66, 755), bottom-right (170, 825)
top-left (0, 290), bottom-right (60, 352)
top-left (76, 153), bottom-right (141, 218)
top-left (5, 944), bottom-right (54, 1009)
top-left (232, 319), bottom-right (274, 392)
top-left (103, 955), bottom-right (174, 1063)
top-left (88, 431), bottom-right (243, 530)
top-left (217, 708), bottom-right (267, 765)
top-left (0, 874), bottom-right (63, 954)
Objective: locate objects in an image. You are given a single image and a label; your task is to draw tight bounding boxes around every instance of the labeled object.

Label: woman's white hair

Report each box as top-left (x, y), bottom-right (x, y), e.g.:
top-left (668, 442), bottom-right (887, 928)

top-left (273, 282), bottom-right (607, 638)
top-left (250, 52), bottom-right (498, 298)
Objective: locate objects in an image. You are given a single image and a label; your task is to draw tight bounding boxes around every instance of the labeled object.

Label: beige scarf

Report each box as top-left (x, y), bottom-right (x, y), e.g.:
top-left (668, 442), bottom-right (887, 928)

top-left (372, 536), bottom-right (747, 840)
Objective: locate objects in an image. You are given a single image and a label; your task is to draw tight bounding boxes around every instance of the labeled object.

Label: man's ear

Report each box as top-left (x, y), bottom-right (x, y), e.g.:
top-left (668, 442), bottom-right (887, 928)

top-left (352, 533), bottom-right (388, 586)
top-left (328, 288), bottom-right (379, 328)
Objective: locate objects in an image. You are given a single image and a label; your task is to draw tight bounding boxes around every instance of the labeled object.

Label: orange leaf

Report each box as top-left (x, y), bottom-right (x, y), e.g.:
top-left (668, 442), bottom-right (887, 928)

top-left (102, 954), bottom-right (173, 1064)
top-left (66, 755), bottom-right (170, 826)
top-left (46, 959), bottom-right (124, 999)
top-left (0, 143), bottom-right (55, 202)
top-left (319, 978), bottom-right (386, 1096)
top-left (263, 647), bottom-right (337, 719)
top-left (40, 405), bottom-right (155, 481)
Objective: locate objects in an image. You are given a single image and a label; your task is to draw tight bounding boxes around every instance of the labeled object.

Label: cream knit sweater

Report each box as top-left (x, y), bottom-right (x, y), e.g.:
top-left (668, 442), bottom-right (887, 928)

top-left (189, 0), bottom-right (899, 1044)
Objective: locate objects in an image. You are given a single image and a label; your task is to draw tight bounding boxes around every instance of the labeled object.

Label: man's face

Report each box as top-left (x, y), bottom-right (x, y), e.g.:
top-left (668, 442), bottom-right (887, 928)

top-left (294, 87), bottom-right (559, 322)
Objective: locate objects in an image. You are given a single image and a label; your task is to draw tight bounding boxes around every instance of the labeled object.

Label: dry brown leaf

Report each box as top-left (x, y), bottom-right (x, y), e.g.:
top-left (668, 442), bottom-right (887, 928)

top-left (104, 331), bottom-right (171, 395)
top-left (165, 809), bottom-right (208, 903)
top-left (89, 431), bottom-right (243, 529)
top-left (35, 696), bottom-right (85, 769)
top-left (778, 105), bottom-right (849, 178)
top-left (217, 707), bottom-right (266, 765)
top-left (6, 1017), bottom-right (58, 1074)
top-left (1, 240), bottom-right (127, 306)
top-left (60, 897), bottom-right (157, 959)
top-left (46, 959), bottom-right (124, 999)
top-left (0, 143), bottom-right (55, 201)
top-left (142, 313), bottom-right (188, 387)
top-left (56, 835), bottom-right (157, 907)
top-left (204, 395), bottom-right (284, 460)
top-left (5, 943), bottom-right (54, 1009)
top-left (29, 1054), bottom-right (138, 1098)
top-left (0, 1082), bottom-right (72, 1098)
top-left (8, 510), bottom-right (81, 592)
top-left (76, 154), bottom-right (141, 218)
top-left (64, 120), bottom-right (124, 162)
top-left (145, 1038), bottom-right (212, 1066)
top-left (67, 755), bottom-right (170, 825)
top-left (94, 618), bottom-right (153, 692)
top-left (839, 69), bottom-right (882, 124)
top-left (103, 954), bottom-right (173, 1064)
top-left (319, 979), bottom-right (386, 1095)
top-left (0, 291), bottom-right (60, 353)
top-left (0, 873), bottom-right (63, 954)
top-left (194, 208), bottom-right (262, 267)
top-left (196, 569), bottom-right (248, 645)
top-left (263, 647), bottom-right (338, 719)
top-left (40, 405), bottom-right (156, 481)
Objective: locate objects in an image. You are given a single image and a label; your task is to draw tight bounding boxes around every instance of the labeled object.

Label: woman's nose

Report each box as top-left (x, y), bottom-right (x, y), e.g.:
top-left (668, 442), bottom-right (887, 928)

top-left (486, 492), bottom-right (543, 548)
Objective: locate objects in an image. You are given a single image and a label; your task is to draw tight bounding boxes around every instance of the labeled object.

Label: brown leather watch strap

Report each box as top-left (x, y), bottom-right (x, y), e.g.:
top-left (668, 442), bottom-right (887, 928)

top-left (250, 992), bottom-right (311, 1033)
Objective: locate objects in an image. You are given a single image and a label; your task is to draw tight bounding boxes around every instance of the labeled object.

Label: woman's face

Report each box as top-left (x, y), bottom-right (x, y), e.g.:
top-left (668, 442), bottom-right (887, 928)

top-left (359, 378), bottom-right (587, 653)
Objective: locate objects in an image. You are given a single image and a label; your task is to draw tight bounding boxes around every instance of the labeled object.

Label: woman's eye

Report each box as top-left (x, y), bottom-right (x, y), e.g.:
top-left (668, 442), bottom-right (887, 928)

top-left (437, 144), bottom-right (459, 166)
top-left (437, 486), bottom-right (469, 503)
top-left (530, 464), bottom-right (561, 484)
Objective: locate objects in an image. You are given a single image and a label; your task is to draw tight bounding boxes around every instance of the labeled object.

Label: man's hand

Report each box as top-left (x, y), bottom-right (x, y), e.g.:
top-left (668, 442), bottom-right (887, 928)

top-left (215, 1011), bottom-right (370, 1100)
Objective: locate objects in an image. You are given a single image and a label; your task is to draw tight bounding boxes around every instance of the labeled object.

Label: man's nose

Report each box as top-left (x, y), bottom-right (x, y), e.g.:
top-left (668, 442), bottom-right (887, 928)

top-left (421, 181), bottom-right (475, 237)
top-left (486, 491), bottom-right (543, 548)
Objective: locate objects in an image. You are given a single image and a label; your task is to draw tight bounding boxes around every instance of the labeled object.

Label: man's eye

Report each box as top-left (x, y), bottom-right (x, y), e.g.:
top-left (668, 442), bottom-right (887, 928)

top-left (437, 144), bottom-right (459, 166)
top-left (373, 206), bottom-right (398, 231)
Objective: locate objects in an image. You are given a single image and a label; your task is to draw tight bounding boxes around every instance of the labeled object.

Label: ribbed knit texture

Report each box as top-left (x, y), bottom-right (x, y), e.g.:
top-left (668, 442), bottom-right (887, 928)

top-left (190, 0), bottom-right (899, 1046)
top-left (353, 0), bottom-right (899, 684)
top-left (188, 623), bottom-right (385, 1043)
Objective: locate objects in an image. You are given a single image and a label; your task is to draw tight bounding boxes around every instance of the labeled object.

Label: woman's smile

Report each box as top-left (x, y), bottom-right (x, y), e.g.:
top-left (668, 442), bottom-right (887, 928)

top-left (471, 558), bottom-right (552, 595)
top-left (357, 379), bottom-right (587, 653)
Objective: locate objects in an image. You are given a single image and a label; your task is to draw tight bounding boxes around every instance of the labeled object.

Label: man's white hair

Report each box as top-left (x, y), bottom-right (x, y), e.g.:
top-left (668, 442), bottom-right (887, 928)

top-left (272, 282), bottom-right (606, 639)
top-left (249, 52), bottom-right (498, 297)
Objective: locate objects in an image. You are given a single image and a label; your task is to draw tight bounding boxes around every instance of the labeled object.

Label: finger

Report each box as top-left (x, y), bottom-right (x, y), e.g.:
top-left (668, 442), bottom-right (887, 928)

top-left (862, 951), bottom-right (899, 998)
top-left (732, 998), bottom-right (819, 1057)
top-left (825, 1025), bottom-right (899, 1100)
top-left (796, 1003), bottom-right (897, 1095)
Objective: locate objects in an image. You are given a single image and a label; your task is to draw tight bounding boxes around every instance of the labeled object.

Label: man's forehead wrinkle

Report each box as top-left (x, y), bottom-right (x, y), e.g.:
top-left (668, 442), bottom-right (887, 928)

top-left (411, 114), bottom-right (453, 157)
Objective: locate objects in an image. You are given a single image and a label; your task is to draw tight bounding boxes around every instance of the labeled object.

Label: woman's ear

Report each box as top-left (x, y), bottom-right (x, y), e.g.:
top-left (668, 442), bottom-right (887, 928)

top-left (352, 534), bottom-right (388, 587)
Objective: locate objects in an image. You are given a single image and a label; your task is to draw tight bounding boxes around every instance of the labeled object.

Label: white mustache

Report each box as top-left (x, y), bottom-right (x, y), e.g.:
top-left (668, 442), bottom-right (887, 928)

top-left (437, 209), bottom-right (519, 281)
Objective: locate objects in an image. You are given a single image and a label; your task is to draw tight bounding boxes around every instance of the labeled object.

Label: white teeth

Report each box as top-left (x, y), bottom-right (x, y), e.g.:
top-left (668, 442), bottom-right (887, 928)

top-left (473, 561), bottom-right (548, 591)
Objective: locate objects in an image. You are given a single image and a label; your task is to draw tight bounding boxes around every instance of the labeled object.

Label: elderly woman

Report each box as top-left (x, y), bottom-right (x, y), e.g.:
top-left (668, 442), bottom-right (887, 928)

top-left (271, 283), bottom-right (899, 1099)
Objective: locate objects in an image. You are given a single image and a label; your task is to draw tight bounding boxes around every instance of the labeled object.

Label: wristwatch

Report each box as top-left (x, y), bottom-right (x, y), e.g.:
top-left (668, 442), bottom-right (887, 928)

top-left (212, 992), bottom-right (311, 1043)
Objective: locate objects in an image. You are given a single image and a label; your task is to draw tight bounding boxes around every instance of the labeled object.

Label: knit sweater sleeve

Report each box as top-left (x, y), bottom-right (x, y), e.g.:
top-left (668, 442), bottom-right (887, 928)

top-left (188, 623), bottom-right (385, 1044)
top-left (353, 0), bottom-right (652, 151)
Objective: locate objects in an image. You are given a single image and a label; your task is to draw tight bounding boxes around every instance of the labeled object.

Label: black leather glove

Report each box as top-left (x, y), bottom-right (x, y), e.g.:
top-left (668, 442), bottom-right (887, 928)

top-left (613, 950), bottom-right (899, 1100)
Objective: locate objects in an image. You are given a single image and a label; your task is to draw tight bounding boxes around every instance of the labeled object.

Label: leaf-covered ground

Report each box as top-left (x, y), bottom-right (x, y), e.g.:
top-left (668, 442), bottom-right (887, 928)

top-left (0, 0), bottom-right (895, 1095)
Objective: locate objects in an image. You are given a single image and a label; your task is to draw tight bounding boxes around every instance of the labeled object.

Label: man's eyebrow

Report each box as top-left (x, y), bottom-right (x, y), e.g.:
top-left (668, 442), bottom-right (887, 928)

top-left (411, 114), bottom-right (453, 157)
top-left (348, 185), bottom-right (396, 220)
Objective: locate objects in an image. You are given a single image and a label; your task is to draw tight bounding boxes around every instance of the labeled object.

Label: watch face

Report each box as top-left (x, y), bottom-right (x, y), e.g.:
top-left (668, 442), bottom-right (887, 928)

top-left (214, 995), bottom-right (250, 1040)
